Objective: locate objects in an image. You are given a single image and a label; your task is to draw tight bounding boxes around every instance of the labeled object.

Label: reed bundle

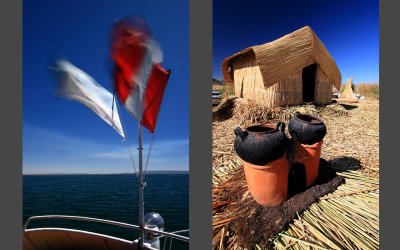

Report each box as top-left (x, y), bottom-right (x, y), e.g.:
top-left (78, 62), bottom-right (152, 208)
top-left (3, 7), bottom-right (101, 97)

top-left (340, 77), bottom-right (358, 100)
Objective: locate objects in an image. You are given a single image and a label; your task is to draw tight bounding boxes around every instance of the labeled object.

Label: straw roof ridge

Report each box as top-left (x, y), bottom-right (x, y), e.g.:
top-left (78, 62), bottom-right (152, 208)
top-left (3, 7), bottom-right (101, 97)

top-left (222, 26), bottom-right (341, 90)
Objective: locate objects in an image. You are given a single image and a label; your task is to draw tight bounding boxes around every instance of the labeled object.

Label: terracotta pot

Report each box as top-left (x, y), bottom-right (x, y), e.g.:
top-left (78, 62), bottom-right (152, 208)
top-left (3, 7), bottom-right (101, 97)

top-left (243, 157), bottom-right (289, 207)
top-left (288, 113), bottom-right (326, 145)
top-left (294, 140), bottom-right (323, 187)
top-left (234, 122), bottom-right (287, 166)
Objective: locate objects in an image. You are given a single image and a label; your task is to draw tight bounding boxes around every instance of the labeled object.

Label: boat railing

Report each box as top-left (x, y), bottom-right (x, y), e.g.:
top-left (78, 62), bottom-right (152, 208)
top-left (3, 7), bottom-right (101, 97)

top-left (23, 215), bottom-right (189, 243)
top-left (158, 229), bottom-right (189, 250)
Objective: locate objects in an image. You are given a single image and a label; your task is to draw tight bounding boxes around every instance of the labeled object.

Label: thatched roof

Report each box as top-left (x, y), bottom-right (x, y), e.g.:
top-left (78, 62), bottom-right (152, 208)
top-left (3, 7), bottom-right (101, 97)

top-left (221, 26), bottom-right (341, 91)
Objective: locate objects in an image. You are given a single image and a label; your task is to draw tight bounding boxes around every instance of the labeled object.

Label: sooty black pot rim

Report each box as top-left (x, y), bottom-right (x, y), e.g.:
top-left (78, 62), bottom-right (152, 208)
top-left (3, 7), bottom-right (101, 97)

top-left (246, 124), bottom-right (279, 133)
top-left (294, 114), bottom-right (324, 125)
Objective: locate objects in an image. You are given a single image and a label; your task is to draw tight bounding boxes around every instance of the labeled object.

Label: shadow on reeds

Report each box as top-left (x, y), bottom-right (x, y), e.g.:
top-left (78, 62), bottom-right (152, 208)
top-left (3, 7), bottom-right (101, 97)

top-left (287, 158), bottom-right (344, 198)
top-left (212, 97), bottom-right (237, 122)
top-left (339, 103), bottom-right (358, 110)
top-left (329, 156), bottom-right (361, 172)
top-left (288, 156), bottom-right (361, 197)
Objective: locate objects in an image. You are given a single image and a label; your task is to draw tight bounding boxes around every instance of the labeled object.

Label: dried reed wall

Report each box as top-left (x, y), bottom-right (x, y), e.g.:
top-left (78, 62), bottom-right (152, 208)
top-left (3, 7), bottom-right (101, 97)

top-left (232, 52), bottom-right (263, 100)
top-left (315, 67), bottom-right (334, 104)
top-left (232, 52), bottom-right (302, 108)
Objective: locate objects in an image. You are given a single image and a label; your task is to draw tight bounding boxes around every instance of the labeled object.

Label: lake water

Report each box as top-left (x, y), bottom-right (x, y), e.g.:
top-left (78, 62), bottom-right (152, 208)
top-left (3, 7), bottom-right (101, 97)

top-left (23, 174), bottom-right (189, 249)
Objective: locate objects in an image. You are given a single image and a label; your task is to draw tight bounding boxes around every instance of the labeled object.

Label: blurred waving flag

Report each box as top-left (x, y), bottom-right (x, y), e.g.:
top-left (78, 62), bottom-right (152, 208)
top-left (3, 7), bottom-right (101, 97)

top-left (51, 60), bottom-right (126, 138)
top-left (111, 17), bottom-right (171, 133)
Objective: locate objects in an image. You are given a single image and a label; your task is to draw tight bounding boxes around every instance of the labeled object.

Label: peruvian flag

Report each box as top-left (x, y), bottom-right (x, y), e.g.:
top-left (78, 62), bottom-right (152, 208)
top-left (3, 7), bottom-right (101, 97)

top-left (111, 17), bottom-right (171, 133)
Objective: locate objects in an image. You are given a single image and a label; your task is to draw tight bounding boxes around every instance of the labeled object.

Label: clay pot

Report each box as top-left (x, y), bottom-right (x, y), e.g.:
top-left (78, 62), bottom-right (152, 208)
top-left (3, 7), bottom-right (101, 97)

top-left (234, 122), bottom-right (287, 166)
top-left (294, 141), bottom-right (323, 187)
top-left (288, 113), bottom-right (326, 145)
top-left (243, 157), bottom-right (289, 207)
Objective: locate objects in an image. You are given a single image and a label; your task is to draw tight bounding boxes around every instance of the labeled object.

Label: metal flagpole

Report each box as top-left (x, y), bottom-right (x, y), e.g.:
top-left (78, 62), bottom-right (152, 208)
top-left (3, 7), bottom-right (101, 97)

top-left (138, 124), bottom-right (145, 248)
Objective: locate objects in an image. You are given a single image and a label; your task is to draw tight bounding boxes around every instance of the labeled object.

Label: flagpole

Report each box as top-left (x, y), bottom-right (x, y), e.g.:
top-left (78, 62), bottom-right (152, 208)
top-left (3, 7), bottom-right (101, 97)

top-left (138, 123), bottom-right (145, 248)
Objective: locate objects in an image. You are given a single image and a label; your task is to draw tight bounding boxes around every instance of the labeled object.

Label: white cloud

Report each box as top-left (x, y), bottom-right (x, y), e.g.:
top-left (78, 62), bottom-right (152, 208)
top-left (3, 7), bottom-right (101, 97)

top-left (23, 124), bottom-right (188, 173)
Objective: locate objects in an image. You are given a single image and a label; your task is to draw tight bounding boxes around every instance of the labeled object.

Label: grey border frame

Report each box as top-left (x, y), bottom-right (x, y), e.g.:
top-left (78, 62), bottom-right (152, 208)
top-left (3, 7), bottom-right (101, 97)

top-left (189, 0), bottom-right (212, 249)
top-left (7, 0), bottom-right (400, 249)
top-left (381, 0), bottom-right (399, 248)
top-left (1, 0), bottom-right (22, 249)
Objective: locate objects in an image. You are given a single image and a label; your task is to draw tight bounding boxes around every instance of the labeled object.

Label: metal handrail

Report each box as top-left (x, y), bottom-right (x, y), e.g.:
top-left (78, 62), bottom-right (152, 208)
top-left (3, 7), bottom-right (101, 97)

top-left (159, 229), bottom-right (190, 250)
top-left (23, 215), bottom-right (189, 243)
top-left (158, 229), bottom-right (189, 239)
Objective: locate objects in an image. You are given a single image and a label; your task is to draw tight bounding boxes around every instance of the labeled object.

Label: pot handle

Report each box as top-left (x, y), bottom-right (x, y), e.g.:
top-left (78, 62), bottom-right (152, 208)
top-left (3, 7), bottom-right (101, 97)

top-left (277, 121), bottom-right (286, 132)
top-left (234, 127), bottom-right (246, 140)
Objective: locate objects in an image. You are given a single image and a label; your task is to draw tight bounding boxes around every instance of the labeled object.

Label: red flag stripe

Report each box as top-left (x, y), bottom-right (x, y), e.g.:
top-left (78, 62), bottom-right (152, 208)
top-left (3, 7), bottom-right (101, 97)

top-left (140, 64), bottom-right (171, 132)
top-left (111, 18), bottom-right (170, 132)
top-left (112, 22), bottom-right (149, 103)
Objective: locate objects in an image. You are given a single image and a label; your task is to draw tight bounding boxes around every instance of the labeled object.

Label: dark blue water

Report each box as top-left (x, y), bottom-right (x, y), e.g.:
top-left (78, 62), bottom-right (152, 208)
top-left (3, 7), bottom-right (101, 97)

top-left (23, 174), bottom-right (188, 249)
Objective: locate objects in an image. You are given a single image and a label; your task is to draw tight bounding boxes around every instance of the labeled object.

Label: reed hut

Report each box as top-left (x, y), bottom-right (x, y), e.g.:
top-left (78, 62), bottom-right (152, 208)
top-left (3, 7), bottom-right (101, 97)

top-left (221, 26), bottom-right (341, 107)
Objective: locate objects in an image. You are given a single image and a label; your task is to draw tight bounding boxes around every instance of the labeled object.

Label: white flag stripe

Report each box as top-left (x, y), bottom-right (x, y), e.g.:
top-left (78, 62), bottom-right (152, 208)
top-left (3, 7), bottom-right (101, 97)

top-left (54, 60), bottom-right (126, 138)
top-left (148, 38), bottom-right (163, 64)
top-left (124, 38), bottom-right (159, 121)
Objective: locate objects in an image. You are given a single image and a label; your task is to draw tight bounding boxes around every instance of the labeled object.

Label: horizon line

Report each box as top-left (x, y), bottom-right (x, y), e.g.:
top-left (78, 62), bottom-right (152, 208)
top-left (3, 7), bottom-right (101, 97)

top-left (23, 170), bottom-right (189, 176)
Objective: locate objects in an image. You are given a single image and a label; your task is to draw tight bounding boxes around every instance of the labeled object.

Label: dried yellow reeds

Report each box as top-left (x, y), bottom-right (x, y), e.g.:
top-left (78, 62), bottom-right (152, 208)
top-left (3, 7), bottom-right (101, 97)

top-left (340, 77), bottom-right (358, 100)
top-left (216, 97), bottom-right (347, 127)
top-left (212, 98), bottom-right (379, 249)
top-left (232, 53), bottom-right (303, 107)
top-left (356, 83), bottom-right (379, 100)
top-left (273, 170), bottom-right (379, 250)
top-left (315, 69), bottom-right (334, 105)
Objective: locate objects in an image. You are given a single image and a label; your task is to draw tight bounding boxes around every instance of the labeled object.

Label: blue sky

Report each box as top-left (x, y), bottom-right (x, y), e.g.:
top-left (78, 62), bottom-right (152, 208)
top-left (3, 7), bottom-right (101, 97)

top-left (23, 0), bottom-right (188, 174)
top-left (213, 0), bottom-right (379, 84)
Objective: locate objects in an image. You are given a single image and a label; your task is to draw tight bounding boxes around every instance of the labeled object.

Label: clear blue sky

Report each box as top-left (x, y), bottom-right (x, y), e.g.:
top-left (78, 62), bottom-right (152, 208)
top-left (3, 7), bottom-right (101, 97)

top-left (213, 0), bottom-right (379, 84)
top-left (23, 0), bottom-right (188, 174)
